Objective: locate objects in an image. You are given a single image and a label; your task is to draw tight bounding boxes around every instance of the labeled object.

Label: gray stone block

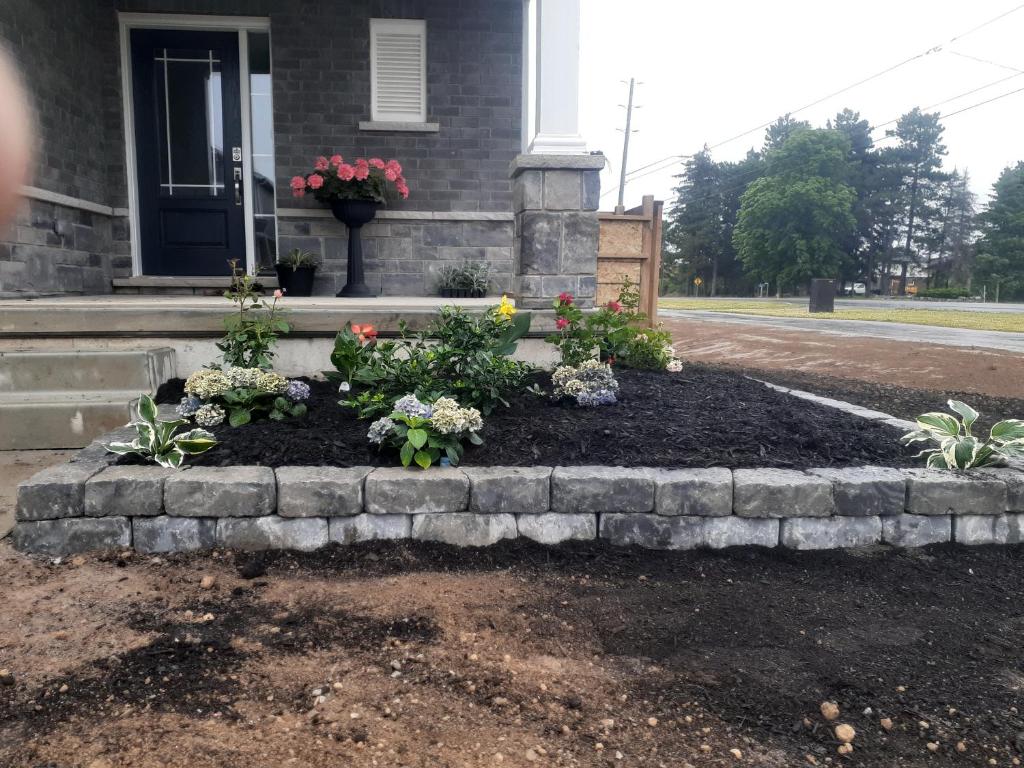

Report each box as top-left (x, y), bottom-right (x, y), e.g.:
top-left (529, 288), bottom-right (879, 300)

top-left (780, 516), bottom-right (882, 550)
top-left (581, 170), bottom-right (601, 211)
top-left (903, 469), bottom-right (1007, 515)
top-left (517, 513), bottom-right (596, 544)
top-left (551, 467), bottom-right (654, 513)
top-left (164, 466), bottom-right (276, 517)
top-left (599, 513), bottom-right (702, 550)
top-left (16, 461), bottom-right (106, 521)
top-left (84, 465), bottom-right (175, 518)
top-left (954, 513), bottom-right (1024, 545)
top-left (12, 516), bottom-right (131, 555)
top-left (704, 517), bottom-right (779, 549)
top-left (513, 170), bottom-right (543, 211)
top-left (806, 467), bottom-right (906, 517)
top-left (364, 467), bottom-right (470, 514)
top-left (974, 467), bottom-right (1024, 511)
top-left (464, 466), bottom-right (551, 513)
top-left (328, 514), bottom-right (412, 544)
top-left (518, 212), bottom-right (561, 275)
top-left (276, 466), bottom-right (371, 517)
top-left (543, 170), bottom-right (581, 210)
top-left (217, 516), bottom-right (328, 551)
top-left (133, 516), bottom-right (217, 553)
top-left (654, 468), bottom-right (732, 517)
top-left (732, 469), bottom-right (834, 518)
top-left (412, 513), bottom-right (517, 547)
top-left (881, 513), bottom-right (951, 547)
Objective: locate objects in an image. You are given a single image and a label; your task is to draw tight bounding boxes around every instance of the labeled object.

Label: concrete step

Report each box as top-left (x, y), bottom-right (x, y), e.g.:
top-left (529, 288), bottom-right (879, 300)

top-left (0, 390), bottom-right (140, 450)
top-left (0, 348), bottom-right (175, 393)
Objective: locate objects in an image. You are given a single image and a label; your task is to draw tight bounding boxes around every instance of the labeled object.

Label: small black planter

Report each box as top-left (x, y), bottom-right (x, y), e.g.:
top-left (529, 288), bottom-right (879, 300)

top-left (439, 287), bottom-right (487, 299)
top-left (274, 264), bottom-right (317, 297)
top-left (331, 199), bottom-right (380, 297)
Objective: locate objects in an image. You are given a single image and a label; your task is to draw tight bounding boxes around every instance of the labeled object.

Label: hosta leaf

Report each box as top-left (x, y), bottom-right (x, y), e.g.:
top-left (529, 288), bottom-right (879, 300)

top-left (916, 412), bottom-right (960, 438)
top-left (407, 428), bottom-right (428, 449)
top-left (105, 441), bottom-right (140, 455)
top-left (991, 419), bottom-right (1024, 442)
top-left (900, 430), bottom-right (934, 445)
top-left (137, 393), bottom-right (158, 425)
top-left (947, 400), bottom-right (979, 430)
top-left (950, 437), bottom-right (977, 469)
top-left (926, 452), bottom-right (949, 469)
top-left (400, 441), bottom-right (415, 467)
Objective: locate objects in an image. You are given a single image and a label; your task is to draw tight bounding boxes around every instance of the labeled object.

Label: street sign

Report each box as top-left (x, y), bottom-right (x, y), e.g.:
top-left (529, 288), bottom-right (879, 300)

top-left (693, 277), bottom-right (703, 286)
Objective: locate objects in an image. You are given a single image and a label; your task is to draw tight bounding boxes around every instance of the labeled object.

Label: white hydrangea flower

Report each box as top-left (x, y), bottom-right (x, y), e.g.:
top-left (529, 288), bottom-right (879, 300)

top-left (666, 359), bottom-right (683, 372)
top-left (255, 371), bottom-right (288, 394)
top-left (225, 367), bottom-right (261, 389)
top-left (194, 403), bottom-right (226, 427)
top-left (184, 370), bottom-right (231, 400)
top-left (430, 397), bottom-right (483, 435)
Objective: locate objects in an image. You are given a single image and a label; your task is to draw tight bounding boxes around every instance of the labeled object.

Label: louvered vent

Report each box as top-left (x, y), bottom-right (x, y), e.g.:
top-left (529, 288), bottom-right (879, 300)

top-left (371, 19), bottom-right (426, 123)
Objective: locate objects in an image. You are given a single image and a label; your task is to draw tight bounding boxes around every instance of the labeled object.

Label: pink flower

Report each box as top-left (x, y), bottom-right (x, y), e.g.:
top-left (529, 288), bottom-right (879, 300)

top-left (353, 160), bottom-right (370, 181)
top-left (273, 289), bottom-right (284, 299)
top-left (386, 159), bottom-right (402, 175)
top-left (556, 317), bottom-right (569, 330)
top-left (307, 173), bottom-right (324, 190)
top-left (289, 175), bottom-right (306, 197)
top-left (384, 167), bottom-right (399, 182)
top-left (330, 154), bottom-right (343, 168)
top-left (558, 292), bottom-right (574, 306)
top-left (396, 180), bottom-right (410, 199)
top-left (337, 163), bottom-right (355, 181)
top-left (314, 156), bottom-right (329, 171)
top-left (368, 157), bottom-right (385, 169)
top-left (606, 300), bottom-right (622, 313)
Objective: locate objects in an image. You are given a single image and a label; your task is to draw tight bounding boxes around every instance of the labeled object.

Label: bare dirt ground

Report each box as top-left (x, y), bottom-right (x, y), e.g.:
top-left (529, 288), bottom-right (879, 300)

top-left (0, 450), bottom-right (74, 538)
top-left (2, 540), bottom-right (1024, 768)
top-left (664, 316), bottom-right (1024, 398)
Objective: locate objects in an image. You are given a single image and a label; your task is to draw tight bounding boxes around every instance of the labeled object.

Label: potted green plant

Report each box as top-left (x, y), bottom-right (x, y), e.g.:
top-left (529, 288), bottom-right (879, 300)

top-left (437, 261), bottom-right (490, 298)
top-left (274, 248), bottom-right (318, 297)
top-left (290, 154), bottom-right (409, 298)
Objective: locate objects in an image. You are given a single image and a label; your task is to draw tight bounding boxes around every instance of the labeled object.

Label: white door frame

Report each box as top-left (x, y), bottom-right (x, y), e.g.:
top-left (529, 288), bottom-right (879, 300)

top-left (118, 13), bottom-right (270, 276)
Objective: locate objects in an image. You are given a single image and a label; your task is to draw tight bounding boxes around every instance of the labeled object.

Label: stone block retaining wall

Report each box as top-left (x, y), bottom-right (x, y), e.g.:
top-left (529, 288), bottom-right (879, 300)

top-left (12, 461), bottom-right (1024, 555)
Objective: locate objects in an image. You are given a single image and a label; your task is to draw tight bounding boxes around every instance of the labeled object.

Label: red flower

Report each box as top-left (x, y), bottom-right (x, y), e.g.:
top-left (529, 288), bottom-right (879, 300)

top-left (606, 300), bottom-right (622, 313)
top-left (330, 154), bottom-right (343, 168)
top-left (289, 175), bottom-right (306, 197)
top-left (314, 156), bottom-right (329, 171)
top-left (556, 317), bottom-right (569, 330)
top-left (307, 173), bottom-right (324, 190)
top-left (557, 292), bottom-right (574, 306)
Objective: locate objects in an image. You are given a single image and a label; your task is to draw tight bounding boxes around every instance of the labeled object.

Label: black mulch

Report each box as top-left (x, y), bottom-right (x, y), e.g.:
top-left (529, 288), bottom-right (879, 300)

top-left (154, 364), bottom-right (915, 469)
top-left (732, 367), bottom-right (1024, 435)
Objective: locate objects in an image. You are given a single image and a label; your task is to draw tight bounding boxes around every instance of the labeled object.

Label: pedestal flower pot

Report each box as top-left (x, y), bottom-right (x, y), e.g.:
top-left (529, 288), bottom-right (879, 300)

top-left (274, 264), bottom-right (317, 297)
top-left (331, 199), bottom-right (380, 297)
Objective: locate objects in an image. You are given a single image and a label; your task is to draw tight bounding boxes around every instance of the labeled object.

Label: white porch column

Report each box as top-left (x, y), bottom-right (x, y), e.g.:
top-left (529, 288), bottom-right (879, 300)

top-left (527, 0), bottom-right (587, 154)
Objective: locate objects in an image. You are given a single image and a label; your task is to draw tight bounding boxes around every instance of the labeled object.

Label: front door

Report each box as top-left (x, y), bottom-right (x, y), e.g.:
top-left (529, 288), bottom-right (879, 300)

top-left (130, 29), bottom-right (245, 276)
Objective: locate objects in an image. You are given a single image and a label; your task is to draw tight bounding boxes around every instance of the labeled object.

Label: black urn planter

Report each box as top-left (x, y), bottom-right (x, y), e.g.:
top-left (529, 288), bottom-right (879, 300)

top-left (331, 199), bottom-right (381, 297)
top-left (274, 264), bottom-right (317, 297)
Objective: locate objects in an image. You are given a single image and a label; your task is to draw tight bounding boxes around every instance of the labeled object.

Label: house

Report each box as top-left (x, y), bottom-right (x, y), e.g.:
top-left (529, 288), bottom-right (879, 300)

top-left (0, 0), bottom-right (602, 304)
top-left (0, 0), bottom-right (617, 450)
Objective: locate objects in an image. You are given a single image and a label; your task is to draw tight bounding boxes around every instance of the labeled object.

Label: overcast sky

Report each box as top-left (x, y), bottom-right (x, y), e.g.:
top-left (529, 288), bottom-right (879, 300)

top-left (578, 0), bottom-right (1024, 211)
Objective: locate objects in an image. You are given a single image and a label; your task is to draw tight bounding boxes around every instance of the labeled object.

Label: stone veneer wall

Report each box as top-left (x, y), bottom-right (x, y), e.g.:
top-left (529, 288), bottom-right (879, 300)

top-left (277, 215), bottom-right (514, 297)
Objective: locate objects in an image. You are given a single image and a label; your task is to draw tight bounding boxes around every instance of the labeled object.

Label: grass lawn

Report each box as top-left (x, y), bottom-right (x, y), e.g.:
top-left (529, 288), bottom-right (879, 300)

top-left (659, 298), bottom-right (1024, 332)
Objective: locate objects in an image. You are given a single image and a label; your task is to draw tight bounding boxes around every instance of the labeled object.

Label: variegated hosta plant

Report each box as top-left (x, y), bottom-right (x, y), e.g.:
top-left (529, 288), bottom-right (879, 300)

top-left (106, 394), bottom-right (218, 469)
top-left (901, 400), bottom-right (1024, 470)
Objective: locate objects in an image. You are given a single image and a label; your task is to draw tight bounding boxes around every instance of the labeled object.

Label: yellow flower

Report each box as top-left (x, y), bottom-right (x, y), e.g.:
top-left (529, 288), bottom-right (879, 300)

top-left (495, 294), bottom-right (517, 319)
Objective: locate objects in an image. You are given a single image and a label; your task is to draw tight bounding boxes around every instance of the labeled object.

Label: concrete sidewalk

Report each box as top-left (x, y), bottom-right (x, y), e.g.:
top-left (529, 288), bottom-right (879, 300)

top-left (661, 310), bottom-right (1024, 353)
top-left (0, 450), bottom-right (74, 539)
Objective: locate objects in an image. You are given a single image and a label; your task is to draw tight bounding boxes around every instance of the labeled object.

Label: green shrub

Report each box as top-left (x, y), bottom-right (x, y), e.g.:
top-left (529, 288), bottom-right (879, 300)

top-left (915, 286), bottom-right (973, 300)
top-left (216, 260), bottom-right (290, 369)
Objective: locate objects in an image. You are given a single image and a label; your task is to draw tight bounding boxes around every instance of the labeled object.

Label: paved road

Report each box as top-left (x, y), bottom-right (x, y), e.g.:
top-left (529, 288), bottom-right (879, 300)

top-left (667, 297), bottom-right (1024, 314)
top-left (660, 310), bottom-right (1024, 353)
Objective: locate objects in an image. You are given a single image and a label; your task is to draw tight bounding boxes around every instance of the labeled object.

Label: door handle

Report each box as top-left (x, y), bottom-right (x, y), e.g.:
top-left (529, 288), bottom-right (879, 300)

top-left (233, 166), bottom-right (243, 206)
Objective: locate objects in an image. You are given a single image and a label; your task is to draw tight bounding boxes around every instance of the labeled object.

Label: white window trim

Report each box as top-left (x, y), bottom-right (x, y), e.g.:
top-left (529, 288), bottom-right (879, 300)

top-left (369, 18), bottom-right (428, 125)
top-left (118, 13), bottom-right (271, 277)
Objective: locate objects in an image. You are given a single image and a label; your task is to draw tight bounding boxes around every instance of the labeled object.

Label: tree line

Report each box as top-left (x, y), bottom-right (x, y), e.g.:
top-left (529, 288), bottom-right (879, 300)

top-left (662, 109), bottom-right (1024, 301)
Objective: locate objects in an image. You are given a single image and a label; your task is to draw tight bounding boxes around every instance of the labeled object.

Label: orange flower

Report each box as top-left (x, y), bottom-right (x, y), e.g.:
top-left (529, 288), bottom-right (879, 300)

top-left (361, 324), bottom-right (378, 338)
top-left (351, 324), bottom-right (362, 334)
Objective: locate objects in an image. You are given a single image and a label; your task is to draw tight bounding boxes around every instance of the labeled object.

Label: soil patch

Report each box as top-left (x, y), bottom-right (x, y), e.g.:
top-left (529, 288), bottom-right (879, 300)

top-left (154, 365), bottom-right (915, 469)
top-left (2, 539), bottom-right (1023, 767)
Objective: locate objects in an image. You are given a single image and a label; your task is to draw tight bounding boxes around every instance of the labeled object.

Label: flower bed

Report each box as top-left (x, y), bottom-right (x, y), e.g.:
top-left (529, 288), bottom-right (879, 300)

top-left (151, 365), bottom-right (915, 470)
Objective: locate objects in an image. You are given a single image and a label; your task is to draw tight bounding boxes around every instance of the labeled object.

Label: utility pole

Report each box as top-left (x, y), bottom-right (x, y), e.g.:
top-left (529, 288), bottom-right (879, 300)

top-left (615, 78), bottom-right (639, 214)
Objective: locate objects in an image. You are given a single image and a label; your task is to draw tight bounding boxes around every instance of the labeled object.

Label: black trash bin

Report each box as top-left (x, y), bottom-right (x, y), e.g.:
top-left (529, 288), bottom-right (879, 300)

top-left (808, 279), bottom-right (836, 313)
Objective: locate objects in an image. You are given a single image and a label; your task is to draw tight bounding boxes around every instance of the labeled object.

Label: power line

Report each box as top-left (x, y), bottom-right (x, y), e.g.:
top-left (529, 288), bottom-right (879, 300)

top-left (947, 49), bottom-right (1024, 74)
top-left (604, 3), bottom-right (1024, 198)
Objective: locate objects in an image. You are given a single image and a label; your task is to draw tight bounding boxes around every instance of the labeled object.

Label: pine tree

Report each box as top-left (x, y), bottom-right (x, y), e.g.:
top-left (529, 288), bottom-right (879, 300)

top-left (975, 162), bottom-right (1024, 301)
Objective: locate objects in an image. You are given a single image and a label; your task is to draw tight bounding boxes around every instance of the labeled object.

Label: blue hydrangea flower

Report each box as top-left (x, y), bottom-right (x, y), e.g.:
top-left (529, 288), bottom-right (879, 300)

top-left (367, 416), bottom-right (396, 445)
top-left (286, 380), bottom-right (311, 402)
top-left (393, 394), bottom-right (433, 419)
top-left (176, 396), bottom-right (202, 418)
top-left (576, 388), bottom-right (617, 407)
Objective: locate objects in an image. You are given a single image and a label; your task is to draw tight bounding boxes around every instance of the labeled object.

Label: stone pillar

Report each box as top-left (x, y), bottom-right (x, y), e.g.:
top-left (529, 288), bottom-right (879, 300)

top-left (511, 153), bottom-right (604, 309)
top-left (526, 0), bottom-right (587, 154)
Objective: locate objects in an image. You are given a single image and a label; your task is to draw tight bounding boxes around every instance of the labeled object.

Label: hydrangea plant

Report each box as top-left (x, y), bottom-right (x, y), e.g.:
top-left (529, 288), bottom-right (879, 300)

top-left (551, 360), bottom-right (619, 407)
top-left (901, 400), bottom-right (1024, 469)
top-left (368, 393), bottom-right (483, 469)
top-left (180, 367), bottom-right (309, 427)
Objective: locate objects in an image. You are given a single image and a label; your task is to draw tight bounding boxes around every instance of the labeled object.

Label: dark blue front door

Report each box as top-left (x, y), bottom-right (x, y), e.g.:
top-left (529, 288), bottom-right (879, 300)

top-left (130, 29), bottom-right (245, 276)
